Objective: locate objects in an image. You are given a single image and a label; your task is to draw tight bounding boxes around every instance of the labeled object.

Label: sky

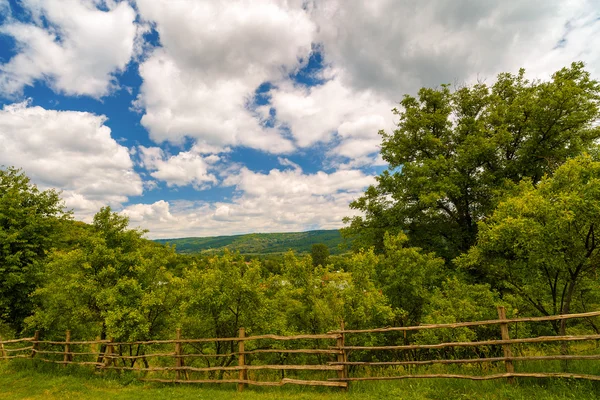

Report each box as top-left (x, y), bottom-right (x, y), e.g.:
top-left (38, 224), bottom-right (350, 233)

top-left (0, 0), bottom-right (599, 239)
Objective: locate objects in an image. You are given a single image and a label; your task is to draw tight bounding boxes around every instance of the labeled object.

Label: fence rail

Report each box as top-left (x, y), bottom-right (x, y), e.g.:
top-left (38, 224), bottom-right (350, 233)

top-left (2, 307), bottom-right (600, 391)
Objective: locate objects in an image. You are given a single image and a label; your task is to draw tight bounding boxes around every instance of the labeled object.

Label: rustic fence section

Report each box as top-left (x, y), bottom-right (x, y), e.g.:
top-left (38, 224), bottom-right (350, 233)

top-left (327, 307), bottom-right (600, 384)
top-left (1, 309), bottom-right (600, 391)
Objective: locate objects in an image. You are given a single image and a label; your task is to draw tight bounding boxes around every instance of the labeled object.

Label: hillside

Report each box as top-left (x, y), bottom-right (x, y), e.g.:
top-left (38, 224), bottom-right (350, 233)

top-left (154, 229), bottom-right (348, 255)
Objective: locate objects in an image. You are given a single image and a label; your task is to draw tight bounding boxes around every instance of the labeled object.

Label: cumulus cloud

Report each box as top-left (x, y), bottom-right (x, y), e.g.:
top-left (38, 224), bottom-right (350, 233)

top-left (3, 0), bottom-right (599, 239)
top-left (122, 166), bottom-right (375, 238)
top-left (138, 145), bottom-right (220, 190)
top-left (264, 1), bottom-right (600, 166)
top-left (0, 101), bottom-right (143, 218)
top-left (0, 0), bottom-right (140, 98)
top-left (308, 0), bottom-right (600, 98)
top-left (268, 72), bottom-right (394, 165)
top-left (133, 0), bottom-right (315, 153)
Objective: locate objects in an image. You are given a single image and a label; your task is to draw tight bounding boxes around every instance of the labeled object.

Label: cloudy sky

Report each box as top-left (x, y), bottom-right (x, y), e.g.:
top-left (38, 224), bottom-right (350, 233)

top-left (0, 0), bottom-right (599, 238)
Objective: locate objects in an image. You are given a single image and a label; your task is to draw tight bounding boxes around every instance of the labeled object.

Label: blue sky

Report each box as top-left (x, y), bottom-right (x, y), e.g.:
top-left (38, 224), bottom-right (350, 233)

top-left (0, 0), bottom-right (599, 238)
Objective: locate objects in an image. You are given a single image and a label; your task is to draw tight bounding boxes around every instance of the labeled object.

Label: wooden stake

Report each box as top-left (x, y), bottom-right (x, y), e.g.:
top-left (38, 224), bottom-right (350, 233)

top-left (63, 330), bottom-right (72, 366)
top-left (0, 336), bottom-right (6, 359)
top-left (238, 328), bottom-right (247, 392)
top-left (103, 338), bottom-right (114, 368)
top-left (175, 328), bottom-right (186, 380)
top-left (337, 321), bottom-right (348, 391)
top-left (497, 306), bottom-right (514, 383)
top-left (31, 331), bottom-right (39, 358)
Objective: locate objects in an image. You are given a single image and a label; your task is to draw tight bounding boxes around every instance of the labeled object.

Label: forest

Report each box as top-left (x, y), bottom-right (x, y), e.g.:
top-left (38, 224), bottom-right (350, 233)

top-left (1, 62), bottom-right (600, 371)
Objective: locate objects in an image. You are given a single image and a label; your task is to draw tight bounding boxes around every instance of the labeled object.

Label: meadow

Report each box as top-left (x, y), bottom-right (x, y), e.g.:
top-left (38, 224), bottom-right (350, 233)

top-left (2, 360), bottom-right (600, 400)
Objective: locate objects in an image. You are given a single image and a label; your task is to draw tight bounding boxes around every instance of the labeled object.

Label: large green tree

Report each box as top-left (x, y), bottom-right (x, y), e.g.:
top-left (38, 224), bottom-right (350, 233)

top-left (310, 243), bottom-right (330, 267)
top-left (457, 155), bottom-right (600, 335)
top-left (344, 62), bottom-right (600, 260)
top-left (28, 207), bottom-right (182, 342)
top-left (0, 167), bottom-right (69, 333)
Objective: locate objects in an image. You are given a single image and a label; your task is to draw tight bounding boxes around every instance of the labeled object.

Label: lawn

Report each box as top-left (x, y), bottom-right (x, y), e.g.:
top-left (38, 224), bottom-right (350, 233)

top-left (1, 361), bottom-right (600, 400)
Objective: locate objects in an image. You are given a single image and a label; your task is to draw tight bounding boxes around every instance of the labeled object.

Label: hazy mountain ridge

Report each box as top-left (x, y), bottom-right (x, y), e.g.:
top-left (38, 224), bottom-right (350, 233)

top-left (154, 229), bottom-right (347, 255)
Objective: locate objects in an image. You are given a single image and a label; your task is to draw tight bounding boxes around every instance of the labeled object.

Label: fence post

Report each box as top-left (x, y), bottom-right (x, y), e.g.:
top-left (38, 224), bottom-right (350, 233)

top-left (337, 321), bottom-right (348, 391)
top-left (103, 338), bottom-right (114, 368)
top-left (175, 328), bottom-right (186, 380)
top-left (238, 327), bottom-right (247, 392)
top-left (31, 330), bottom-right (39, 358)
top-left (63, 330), bottom-right (72, 366)
top-left (497, 306), bottom-right (515, 383)
top-left (0, 336), bottom-right (6, 359)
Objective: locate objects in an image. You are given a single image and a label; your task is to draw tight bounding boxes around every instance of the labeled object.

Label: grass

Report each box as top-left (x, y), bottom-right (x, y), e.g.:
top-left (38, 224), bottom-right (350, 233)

top-left (2, 360), bottom-right (600, 400)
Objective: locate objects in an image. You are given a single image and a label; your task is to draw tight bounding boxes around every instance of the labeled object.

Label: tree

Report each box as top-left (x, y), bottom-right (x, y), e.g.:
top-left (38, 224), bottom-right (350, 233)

top-left (311, 243), bottom-right (330, 267)
top-left (0, 167), bottom-right (69, 333)
top-left (373, 233), bottom-right (446, 327)
top-left (457, 155), bottom-right (600, 335)
top-left (277, 251), bottom-right (392, 334)
top-left (177, 250), bottom-right (273, 342)
top-left (344, 62), bottom-right (600, 260)
top-left (28, 207), bottom-right (182, 343)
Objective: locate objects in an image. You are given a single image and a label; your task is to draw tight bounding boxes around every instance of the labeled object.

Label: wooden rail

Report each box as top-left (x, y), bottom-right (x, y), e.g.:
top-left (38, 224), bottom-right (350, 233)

top-left (328, 310), bottom-right (600, 334)
top-left (1, 309), bottom-right (599, 391)
top-left (337, 334), bottom-right (600, 351)
top-left (329, 373), bottom-right (600, 382)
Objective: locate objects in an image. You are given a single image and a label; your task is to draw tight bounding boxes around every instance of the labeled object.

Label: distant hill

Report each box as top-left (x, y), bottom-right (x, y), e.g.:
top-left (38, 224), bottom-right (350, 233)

top-left (154, 230), bottom-right (348, 255)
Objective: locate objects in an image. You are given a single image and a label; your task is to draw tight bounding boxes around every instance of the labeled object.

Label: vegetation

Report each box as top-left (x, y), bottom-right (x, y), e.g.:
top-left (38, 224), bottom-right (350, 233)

top-left (457, 155), bottom-right (600, 335)
top-left (2, 63), bottom-right (600, 396)
top-left (311, 243), bottom-right (330, 267)
top-left (3, 361), bottom-right (600, 400)
top-left (343, 62), bottom-right (600, 260)
top-left (154, 230), bottom-right (346, 255)
top-left (0, 167), bottom-right (70, 334)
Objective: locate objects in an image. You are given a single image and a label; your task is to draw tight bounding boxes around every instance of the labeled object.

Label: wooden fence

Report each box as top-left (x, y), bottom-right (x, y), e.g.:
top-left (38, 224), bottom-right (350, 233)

top-left (2, 307), bottom-right (600, 391)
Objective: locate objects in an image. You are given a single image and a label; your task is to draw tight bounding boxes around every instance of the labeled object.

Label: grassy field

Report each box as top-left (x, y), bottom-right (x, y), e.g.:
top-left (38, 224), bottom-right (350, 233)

top-left (2, 360), bottom-right (600, 400)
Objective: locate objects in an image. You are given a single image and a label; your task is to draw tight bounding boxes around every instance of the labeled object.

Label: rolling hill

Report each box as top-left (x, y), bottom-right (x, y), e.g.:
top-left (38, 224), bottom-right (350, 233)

top-left (154, 229), bottom-right (348, 255)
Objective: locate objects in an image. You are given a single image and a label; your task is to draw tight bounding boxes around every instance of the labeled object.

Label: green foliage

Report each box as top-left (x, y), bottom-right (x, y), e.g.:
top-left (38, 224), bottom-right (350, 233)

top-left (374, 233), bottom-right (446, 326)
top-left (344, 62), bottom-right (600, 260)
top-left (176, 250), bottom-right (274, 342)
top-left (414, 278), bottom-right (508, 346)
top-left (276, 251), bottom-right (393, 334)
top-left (155, 229), bottom-right (347, 255)
top-left (457, 155), bottom-right (600, 334)
top-left (27, 207), bottom-right (182, 341)
top-left (0, 167), bottom-right (70, 333)
top-left (311, 243), bottom-right (330, 267)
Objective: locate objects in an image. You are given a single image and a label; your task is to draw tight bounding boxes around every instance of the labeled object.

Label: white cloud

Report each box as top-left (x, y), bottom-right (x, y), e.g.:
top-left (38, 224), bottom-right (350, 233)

top-left (269, 73), bottom-right (394, 164)
top-left (0, 101), bottom-right (143, 218)
top-left (0, 0), bottom-right (140, 98)
top-left (122, 166), bottom-right (375, 238)
top-left (0, 0), bottom-right (9, 16)
top-left (308, 0), bottom-right (600, 98)
top-left (120, 200), bottom-right (177, 225)
top-left (277, 157), bottom-right (301, 170)
top-left (138, 145), bottom-right (219, 190)
top-left (266, 0), bottom-right (600, 166)
top-left (133, 0), bottom-right (316, 153)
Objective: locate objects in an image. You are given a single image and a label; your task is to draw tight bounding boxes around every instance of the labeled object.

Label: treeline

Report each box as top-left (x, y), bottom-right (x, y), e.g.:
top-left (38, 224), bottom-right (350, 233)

top-left (0, 168), bottom-right (501, 349)
top-left (2, 62), bottom-right (600, 350)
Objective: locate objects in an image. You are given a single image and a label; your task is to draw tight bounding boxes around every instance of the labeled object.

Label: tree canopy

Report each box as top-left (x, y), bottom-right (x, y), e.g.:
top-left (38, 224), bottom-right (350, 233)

top-left (343, 62), bottom-right (600, 261)
top-left (0, 167), bottom-right (69, 332)
top-left (457, 155), bottom-right (600, 335)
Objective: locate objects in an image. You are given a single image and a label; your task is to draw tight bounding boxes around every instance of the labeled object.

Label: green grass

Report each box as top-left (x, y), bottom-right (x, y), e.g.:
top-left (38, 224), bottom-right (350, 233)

top-left (2, 360), bottom-right (600, 400)
top-left (154, 230), bottom-right (347, 255)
